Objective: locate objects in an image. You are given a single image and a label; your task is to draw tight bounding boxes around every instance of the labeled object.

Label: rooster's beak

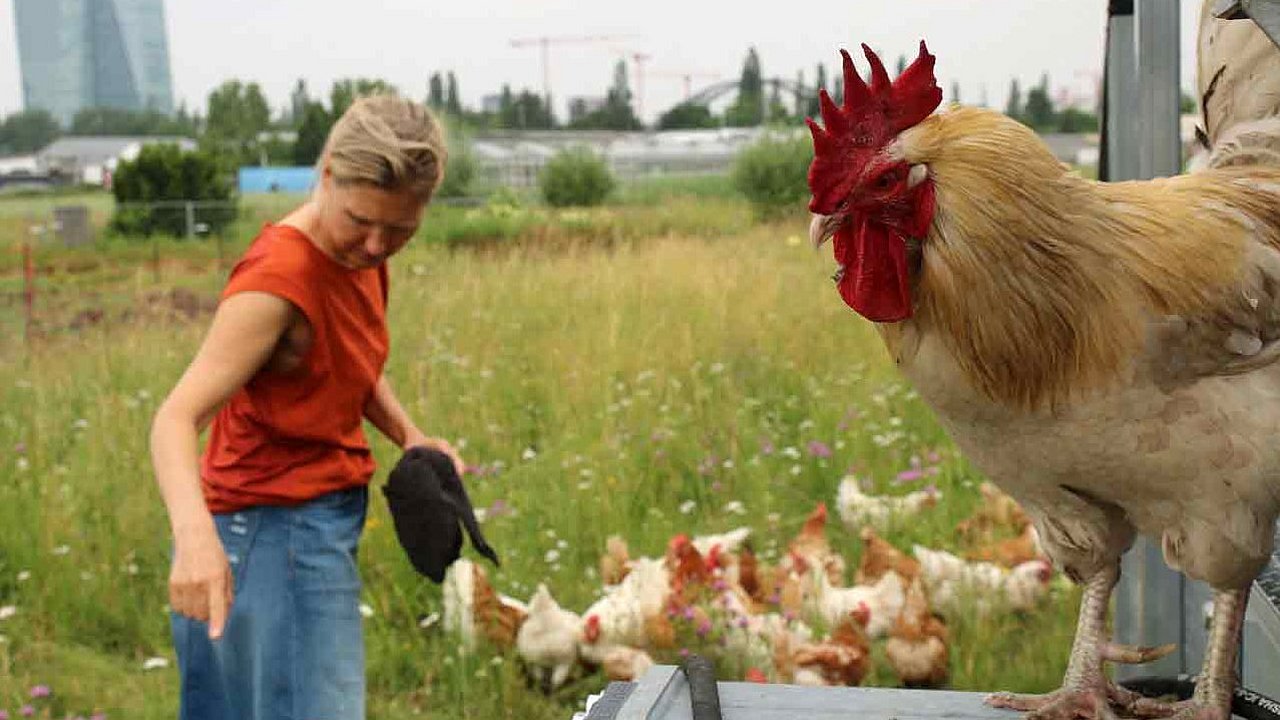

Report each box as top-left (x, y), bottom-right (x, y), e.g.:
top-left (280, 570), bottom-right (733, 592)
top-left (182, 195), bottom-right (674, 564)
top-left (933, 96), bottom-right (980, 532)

top-left (809, 213), bottom-right (844, 249)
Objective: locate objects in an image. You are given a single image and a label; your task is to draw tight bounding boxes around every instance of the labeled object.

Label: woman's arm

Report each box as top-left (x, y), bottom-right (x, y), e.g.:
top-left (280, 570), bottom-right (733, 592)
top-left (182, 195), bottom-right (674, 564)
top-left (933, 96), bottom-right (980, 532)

top-left (150, 291), bottom-right (295, 639)
top-left (364, 375), bottom-right (465, 474)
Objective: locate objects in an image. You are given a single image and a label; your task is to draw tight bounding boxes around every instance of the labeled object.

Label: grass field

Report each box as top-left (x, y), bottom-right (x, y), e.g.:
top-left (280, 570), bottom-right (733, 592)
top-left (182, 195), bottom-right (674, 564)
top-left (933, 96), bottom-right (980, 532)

top-left (0, 182), bottom-right (1079, 718)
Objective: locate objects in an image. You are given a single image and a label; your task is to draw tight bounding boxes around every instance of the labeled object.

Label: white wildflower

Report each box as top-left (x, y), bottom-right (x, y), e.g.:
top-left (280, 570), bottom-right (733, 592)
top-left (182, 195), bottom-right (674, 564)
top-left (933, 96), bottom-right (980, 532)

top-left (15, 457), bottom-right (28, 471)
top-left (0, 605), bottom-right (16, 621)
top-left (142, 657), bottom-right (169, 671)
top-left (544, 549), bottom-right (561, 564)
top-left (359, 603), bottom-right (374, 618)
top-left (723, 501), bottom-right (746, 515)
top-left (521, 447), bottom-right (537, 461)
top-left (679, 500), bottom-right (697, 515)
top-left (52, 544), bottom-right (70, 556)
top-left (17, 570), bottom-right (30, 582)
top-left (73, 418), bottom-right (89, 429)
top-left (781, 446), bottom-right (801, 460)
top-left (419, 612), bottom-right (440, 629)
top-left (721, 459), bottom-right (734, 470)
top-left (790, 465), bottom-right (802, 476)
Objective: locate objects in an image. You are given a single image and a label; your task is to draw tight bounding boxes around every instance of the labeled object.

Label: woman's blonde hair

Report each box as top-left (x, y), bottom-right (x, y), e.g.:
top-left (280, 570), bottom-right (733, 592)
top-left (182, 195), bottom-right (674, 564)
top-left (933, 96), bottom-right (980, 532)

top-left (321, 93), bottom-right (448, 202)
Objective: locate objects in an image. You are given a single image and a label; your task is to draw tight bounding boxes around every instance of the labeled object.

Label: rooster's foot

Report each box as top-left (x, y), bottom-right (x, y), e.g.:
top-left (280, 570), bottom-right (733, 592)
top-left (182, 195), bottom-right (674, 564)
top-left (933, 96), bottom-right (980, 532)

top-left (985, 687), bottom-right (1118, 720)
top-left (1117, 699), bottom-right (1228, 720)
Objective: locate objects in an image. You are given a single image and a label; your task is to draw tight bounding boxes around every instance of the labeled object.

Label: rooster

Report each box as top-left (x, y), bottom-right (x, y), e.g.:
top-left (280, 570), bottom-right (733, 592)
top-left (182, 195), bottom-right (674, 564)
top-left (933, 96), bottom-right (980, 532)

top-left (806, 39), bottom-right (1280, 720)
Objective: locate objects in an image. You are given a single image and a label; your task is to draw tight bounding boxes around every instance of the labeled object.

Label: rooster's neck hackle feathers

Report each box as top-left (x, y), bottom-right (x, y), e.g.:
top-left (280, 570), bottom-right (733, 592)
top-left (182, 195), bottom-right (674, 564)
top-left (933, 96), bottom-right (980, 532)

top-left (896, 106), bottom-right (1280, 410)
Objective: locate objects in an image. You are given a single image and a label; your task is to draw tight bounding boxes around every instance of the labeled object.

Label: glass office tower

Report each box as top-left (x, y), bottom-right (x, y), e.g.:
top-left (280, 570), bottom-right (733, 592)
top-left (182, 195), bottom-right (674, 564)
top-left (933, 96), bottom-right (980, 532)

top-left (14, 0), bottom-right (175, 125)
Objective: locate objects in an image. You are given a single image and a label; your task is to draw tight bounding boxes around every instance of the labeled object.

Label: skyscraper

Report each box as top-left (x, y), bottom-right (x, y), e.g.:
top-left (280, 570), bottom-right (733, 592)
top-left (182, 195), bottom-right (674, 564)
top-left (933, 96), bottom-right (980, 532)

top-left (14, 0), bottom-right (175, 126)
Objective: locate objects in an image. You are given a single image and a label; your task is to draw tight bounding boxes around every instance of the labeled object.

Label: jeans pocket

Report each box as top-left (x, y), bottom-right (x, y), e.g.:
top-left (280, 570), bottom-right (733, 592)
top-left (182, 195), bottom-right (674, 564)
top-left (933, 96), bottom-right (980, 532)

top-left (214, 509), bottom-right (260, 589)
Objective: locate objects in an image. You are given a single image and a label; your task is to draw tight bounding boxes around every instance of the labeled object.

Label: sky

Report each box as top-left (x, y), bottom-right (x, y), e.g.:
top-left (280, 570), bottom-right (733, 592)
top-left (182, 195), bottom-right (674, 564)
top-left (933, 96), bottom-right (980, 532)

top-left (0, 0), bottom-right (1207, 126)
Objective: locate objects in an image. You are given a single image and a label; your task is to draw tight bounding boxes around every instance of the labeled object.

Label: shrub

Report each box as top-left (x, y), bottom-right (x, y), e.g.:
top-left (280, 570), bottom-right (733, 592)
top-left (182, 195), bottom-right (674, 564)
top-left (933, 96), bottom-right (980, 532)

top-left (731, 131), bottom-right (813, 220)
top-left (110, 144), bottom-right (237, 238)
top-left (436, 116), bottom-right (476, 199)
top-left (538, 146), bottom-right (615, 208)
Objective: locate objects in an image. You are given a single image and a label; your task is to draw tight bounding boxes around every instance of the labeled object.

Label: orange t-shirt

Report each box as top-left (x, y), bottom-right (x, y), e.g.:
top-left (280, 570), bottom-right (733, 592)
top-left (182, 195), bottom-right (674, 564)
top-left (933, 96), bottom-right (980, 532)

top-left (200, 224), bottom-right (389, 513)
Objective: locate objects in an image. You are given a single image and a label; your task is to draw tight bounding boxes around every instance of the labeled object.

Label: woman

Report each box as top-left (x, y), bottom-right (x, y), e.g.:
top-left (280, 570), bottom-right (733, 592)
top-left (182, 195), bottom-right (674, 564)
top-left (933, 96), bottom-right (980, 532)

top-left (150, 94), bottom-right (461, 720)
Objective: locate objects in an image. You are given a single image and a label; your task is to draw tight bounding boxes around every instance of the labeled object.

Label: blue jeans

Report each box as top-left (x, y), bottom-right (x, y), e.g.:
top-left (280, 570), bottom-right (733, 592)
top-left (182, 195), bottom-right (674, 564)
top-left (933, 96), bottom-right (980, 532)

top-left (172, 486), bottom-right (369, 720)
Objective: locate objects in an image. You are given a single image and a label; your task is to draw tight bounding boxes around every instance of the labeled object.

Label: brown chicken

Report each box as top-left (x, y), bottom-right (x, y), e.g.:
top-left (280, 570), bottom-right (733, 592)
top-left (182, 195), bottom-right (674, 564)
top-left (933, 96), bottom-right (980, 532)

top-left (787, 609), bottom-right (872, 687)
top-left (885, 579), bottom-right (949, 688)
top-left (783, 502), bottom-right (847, 585)
top-left (965, 523), bottom-right (1045, 569)
top-left (954, 481), bottom-right (1031, 544)
top-left (855, 526), bottom-right (921, 585)
top-left (599, 534), bottom-right (632, 586)
top-left (806, 36), bottom-right (1280, 720)
top-left (470, 562), bottom-right (528, 649)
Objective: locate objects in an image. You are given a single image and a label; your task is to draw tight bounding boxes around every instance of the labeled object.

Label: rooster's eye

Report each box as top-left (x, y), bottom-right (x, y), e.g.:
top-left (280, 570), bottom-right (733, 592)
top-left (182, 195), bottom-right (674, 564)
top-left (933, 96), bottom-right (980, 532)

top-left (873, 171), bottom-right (898, 190)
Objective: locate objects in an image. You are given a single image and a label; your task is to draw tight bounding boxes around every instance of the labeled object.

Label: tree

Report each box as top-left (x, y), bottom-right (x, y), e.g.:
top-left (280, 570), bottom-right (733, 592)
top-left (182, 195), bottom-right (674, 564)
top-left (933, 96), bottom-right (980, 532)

top-left (330, 78), bottom-right (395, 120)
top-left (767, 79), bottom-right (788, 123)
top-left (1058, 106), bottom-right (1099, 133)
top-left (794, 70), bottom-right (807, 118)
top-left (446, 72), bottom-right (462, 116)
top-left (1023, 73), bottom-right (1056, 130)
top-left (571, 60), bottom-right (639, 130)
top-left (289, 79), bottom-right (310, 127)
top-left (1005, 79), bottom-right (1023, 121)
top-left (657, 102), bottom-right (717, 130)
top-left (725, 46), bottom-right (764, 127)
top-left (499, 87), bottom-right (554, 129)
top-left (1181, 91), bottom-right (1197, 115)
top-left (896, 54), bottom-right (907, 76)
top-left (293, 102), bottom-right (331, 165)
top-left (0, 109), bottom-right (60, 154)
top-left (203, 80), bottom-right (272, 167)
top-left (808, 63), bottom-right (828, 117)
top-left (70, 107), bottom-right (194, 136)
top-left (428, 73), bottom-right (445, 110)
top-left (950, 80), bottom-right (962, 105)
top-left (110, 143), bottom-right (237, 237)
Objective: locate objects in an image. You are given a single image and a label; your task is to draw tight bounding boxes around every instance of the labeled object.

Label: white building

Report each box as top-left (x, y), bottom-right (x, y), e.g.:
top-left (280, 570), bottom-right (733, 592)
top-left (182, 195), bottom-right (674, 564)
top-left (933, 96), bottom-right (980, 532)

top-left (36, 135), bottom-right (196, 186)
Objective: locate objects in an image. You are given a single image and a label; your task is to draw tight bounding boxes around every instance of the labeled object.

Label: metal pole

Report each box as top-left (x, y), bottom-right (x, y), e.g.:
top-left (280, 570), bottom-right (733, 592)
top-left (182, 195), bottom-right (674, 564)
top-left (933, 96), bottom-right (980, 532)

top-left (1136, 0), bottom-right (1182, 177)
top-left (1112, 0), bottom-right (1188, 681)
top-left (1104, 1), bottom-right (1140, 181)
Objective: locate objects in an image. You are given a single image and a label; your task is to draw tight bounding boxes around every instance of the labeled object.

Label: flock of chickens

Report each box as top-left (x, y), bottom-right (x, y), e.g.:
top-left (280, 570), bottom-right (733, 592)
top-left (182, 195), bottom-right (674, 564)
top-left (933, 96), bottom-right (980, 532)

top-left (440, 477), bottom-right (1058, 693)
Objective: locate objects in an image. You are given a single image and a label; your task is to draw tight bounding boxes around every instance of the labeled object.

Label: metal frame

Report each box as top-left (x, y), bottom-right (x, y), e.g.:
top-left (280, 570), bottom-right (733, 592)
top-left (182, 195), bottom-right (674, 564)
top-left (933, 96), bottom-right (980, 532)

top-left (1108, 0), bottom-right (1280, 694)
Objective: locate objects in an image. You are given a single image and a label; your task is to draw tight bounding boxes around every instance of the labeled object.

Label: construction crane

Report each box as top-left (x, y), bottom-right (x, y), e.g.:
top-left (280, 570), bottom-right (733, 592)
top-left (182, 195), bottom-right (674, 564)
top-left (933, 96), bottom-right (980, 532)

top-left (509, 34), bottom-right (638, 105)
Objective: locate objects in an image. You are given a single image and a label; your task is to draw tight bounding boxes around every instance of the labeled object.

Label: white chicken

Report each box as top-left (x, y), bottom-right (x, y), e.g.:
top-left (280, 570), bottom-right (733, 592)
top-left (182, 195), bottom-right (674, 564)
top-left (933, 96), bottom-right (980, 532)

top-left (806, 569), bottom-right (906, 639)
top-left (835, 476), bottom-right (940, 531)
top-left (578, 556), bottom-right (670, 665)
top-left (912, 545), bottom-right (1052, 615)
top-left (515, 583), bottom-right (582, 691)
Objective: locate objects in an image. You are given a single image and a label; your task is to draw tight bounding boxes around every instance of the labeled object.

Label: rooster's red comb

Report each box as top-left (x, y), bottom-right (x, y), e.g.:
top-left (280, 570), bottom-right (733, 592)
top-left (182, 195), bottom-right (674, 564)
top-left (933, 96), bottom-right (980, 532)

top-left (807, 41), bottom-right (942, 213)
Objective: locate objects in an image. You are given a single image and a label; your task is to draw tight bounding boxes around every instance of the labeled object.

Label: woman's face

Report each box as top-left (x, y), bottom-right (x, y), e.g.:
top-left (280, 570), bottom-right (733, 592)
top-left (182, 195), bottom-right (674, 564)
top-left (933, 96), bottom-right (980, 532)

top-left (316, 168), bottom-right (426, 269)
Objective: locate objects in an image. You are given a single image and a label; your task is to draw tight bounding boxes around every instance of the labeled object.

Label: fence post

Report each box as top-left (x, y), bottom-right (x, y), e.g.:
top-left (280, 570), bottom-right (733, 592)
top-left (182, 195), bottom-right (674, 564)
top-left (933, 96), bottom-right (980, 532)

top-left (185, 201), bottom-right (196, 240)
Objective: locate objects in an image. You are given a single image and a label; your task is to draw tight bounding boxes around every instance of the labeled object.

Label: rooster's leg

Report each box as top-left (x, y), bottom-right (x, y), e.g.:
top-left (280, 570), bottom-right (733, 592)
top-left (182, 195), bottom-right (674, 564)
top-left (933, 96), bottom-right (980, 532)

top-left (1114, 588), bottom-right (1246, 720)
top-left (986, 564), bottom-right (1172, 720)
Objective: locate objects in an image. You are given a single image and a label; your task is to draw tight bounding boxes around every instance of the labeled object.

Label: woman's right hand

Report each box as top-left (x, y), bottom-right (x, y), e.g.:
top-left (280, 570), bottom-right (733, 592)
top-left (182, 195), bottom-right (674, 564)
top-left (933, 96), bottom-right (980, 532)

top-left (169, 523), bottom-right (234, 640)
